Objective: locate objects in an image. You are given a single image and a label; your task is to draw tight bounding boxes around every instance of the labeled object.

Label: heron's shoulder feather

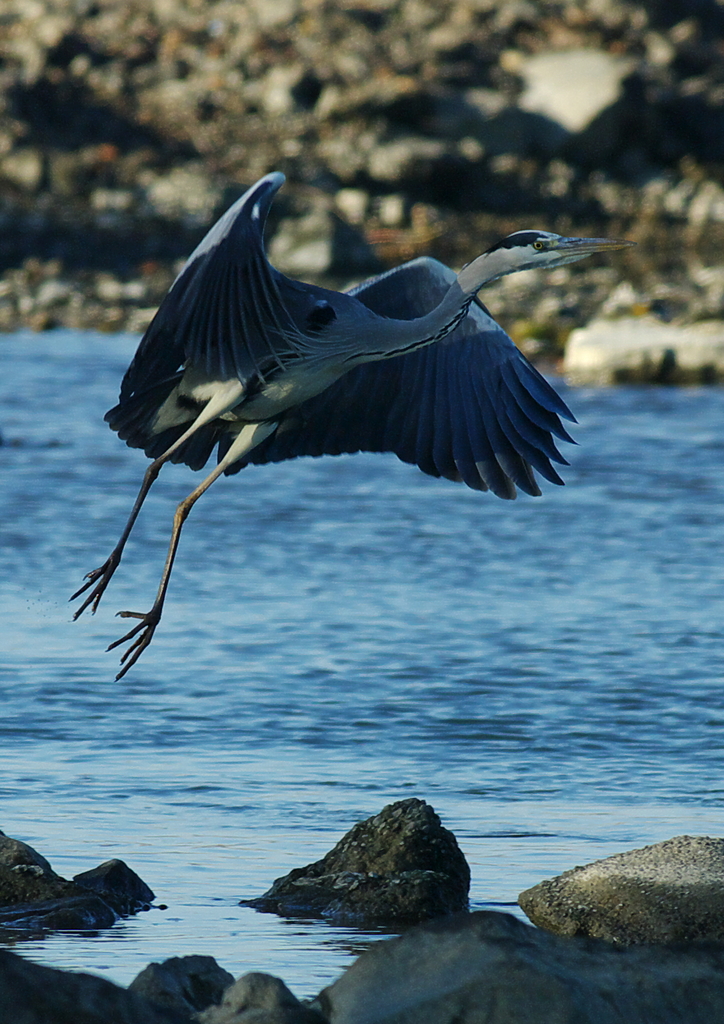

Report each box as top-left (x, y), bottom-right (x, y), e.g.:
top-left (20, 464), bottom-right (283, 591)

top-left (347, 256), bottom-right (455, 318)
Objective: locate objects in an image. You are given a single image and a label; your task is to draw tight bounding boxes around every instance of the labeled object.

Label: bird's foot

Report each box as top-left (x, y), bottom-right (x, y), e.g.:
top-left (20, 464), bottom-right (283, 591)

top-left (71, 554), bottom-right (121, 619)
top-left (108, 606), bottom-right (162, 680)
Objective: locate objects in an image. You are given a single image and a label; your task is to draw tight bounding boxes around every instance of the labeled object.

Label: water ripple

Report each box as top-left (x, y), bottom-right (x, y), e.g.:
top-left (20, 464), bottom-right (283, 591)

top-left (1, 331), bottom-right (724, 987)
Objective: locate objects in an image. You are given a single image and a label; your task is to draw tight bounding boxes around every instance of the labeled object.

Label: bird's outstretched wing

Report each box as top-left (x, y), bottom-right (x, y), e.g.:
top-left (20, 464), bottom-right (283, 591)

top-left (115, 173), bottom-right (300, 404)
top-left (224, 257), bottom-right (575, 498)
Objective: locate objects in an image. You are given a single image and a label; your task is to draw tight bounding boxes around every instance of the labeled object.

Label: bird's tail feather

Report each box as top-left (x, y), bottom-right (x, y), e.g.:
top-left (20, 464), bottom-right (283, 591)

top-left (105, 375), bottom-right (180, 448)
top-left (105, 375), bottom-right (222, 471)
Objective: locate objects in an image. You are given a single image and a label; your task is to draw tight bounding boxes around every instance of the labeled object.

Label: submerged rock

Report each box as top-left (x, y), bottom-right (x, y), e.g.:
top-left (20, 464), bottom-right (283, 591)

top-left (0, 891), bottom-right (119, 933)
top-left (241, 798), bottom-right (470, 925)
top-left (313, 909), bottom-right (724, 1024)
top-left (0, 832), bottom-right (154, 936)
top-left (518, 835), bottom-right (724, 944)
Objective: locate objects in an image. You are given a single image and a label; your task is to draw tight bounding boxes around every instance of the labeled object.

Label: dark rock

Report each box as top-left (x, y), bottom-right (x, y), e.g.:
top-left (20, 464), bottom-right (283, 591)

top-left (312, 909), bottom-right (724, 1024)
top-left (129, 956), bottom-right (234, 1015)
top-left (196, 973), bottom-right (325, 1024)
top-left (0, 830), bottom-right (56, 877)
top-left (241, 798), bottom-right (469, 925)
top-left (0, 893), bottom-right (118, 933)
top-left (0, 947), bottom-right (189, 1024)
top-left (518, 835), bottom-right (724, 945)
top-left (0, 834), bottom-right (155, 937)
top-left (74, 858), bottom-right (155, 908)
top-left (0, 861), bottom-right (80, 920)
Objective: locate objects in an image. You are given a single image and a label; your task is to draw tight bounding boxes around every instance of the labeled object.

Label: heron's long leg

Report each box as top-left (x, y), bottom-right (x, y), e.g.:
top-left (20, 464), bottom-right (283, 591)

top-left (71, 379), bottom-right (245, 618)
top-left (108, 419), bottom-right (277, 680)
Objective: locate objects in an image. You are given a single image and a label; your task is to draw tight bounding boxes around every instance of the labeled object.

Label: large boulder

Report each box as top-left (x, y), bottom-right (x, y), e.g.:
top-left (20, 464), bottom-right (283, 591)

top-left (519, 835), bottom-right (724, 944)
top-left (73, 858), bottom-right (155, 913)
top-left (313, 909), bottom-right (724, 1024)
top-left (241, 798), bottom-right (469, 925)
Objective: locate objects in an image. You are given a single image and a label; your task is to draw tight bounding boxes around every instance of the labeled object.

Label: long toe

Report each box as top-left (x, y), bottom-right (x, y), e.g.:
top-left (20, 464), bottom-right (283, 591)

top-left (72, 580), bottom-right (108, 618)
top-left (71, 557), bottom-right (119, 617)
top-left (108, 608), bottom-right (162, 679)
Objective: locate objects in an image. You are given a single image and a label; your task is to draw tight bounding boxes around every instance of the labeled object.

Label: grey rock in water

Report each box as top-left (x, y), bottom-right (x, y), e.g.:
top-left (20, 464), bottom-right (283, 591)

top-left (0, 947), bottom-right (188, 1024)
top-left (196, 972), bottom-right (325, 1024)
top-left (518, 835), bottom-right (724, 944)
top-left (0, 832), bottom-right (155, 936)
top-left (312, 909), bottom-right (724, 1024)
top-left (241, 798), bottom-right (469, 925)
top-left (129, 955), bottom-right (234, 1015)
top-left (0, 851), bottom-right (113, 934)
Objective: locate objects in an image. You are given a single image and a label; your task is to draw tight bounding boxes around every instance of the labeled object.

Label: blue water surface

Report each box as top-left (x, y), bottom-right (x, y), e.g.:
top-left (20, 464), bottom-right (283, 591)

top-left (1, 330), bottom-right (723, 994)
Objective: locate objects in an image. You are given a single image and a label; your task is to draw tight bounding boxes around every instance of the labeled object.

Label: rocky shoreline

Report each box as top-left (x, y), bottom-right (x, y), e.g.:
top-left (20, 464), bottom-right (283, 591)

top-left (1, 0), bottom-right (724, 364)
top-left (3, 803), bottom-right (724, 1022)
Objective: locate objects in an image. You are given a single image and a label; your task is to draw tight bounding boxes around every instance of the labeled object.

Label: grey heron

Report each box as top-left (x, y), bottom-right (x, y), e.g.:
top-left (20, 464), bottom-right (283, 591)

top-left (71, 171), bottom-right (633, 678)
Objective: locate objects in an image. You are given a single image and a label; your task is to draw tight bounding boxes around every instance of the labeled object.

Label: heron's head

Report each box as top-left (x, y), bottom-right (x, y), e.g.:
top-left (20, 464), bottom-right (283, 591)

top-left (457, 230), bottom-right (634, 294)
top-left (491, 229), bottom-right (634, 274)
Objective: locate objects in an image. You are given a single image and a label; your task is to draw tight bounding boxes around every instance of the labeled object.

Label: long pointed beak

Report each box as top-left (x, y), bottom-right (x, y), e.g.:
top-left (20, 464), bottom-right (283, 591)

top-left (555, 236), bottom-right (636, 255)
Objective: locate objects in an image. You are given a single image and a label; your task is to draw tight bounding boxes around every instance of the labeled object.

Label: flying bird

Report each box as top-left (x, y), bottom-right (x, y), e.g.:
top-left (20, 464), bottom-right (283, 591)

top-left (71, 171), bottom-right (633, 678)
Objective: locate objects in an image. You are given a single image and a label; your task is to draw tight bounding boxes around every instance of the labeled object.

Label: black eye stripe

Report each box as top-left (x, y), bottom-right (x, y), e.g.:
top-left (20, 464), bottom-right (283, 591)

top-left (486, 231), bottom-right (550, 252)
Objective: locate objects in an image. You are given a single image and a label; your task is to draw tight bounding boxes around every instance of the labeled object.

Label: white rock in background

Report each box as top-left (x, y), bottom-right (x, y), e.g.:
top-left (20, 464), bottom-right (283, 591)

top-left (269, 200), bottom-right (380, 279)
top-left (563, 316), bottom-right (724, 384)
top-left (268, 206), bottom-right (334, 276)
top-left (144, 166), bottom-right (222, 225)
top-left (518, 49), bottom-right (634, 133)
top-left (0, 148), bottom-right (43, 192)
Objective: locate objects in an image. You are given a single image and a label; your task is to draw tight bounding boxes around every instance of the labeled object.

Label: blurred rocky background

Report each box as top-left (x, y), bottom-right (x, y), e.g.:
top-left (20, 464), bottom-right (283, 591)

top-left (1, 0), bottom-right (724, 360)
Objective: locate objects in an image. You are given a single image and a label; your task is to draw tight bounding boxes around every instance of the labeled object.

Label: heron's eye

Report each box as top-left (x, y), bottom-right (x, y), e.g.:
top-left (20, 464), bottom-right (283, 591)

top-left (533, 241), bottom-right (544, 250)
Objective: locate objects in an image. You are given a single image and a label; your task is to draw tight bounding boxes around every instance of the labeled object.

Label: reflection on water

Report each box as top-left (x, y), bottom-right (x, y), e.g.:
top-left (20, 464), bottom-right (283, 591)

top-left (1, 331), bottom-right (723, 991)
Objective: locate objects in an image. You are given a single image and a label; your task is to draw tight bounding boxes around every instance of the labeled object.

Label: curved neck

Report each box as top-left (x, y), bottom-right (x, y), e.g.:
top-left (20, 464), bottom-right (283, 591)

top-left (332, 247), bottom-right (527, 367)
top-left (457, 247), bottom-right (529, 290)
top-left (348, 280), bottom-right (473, 363)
